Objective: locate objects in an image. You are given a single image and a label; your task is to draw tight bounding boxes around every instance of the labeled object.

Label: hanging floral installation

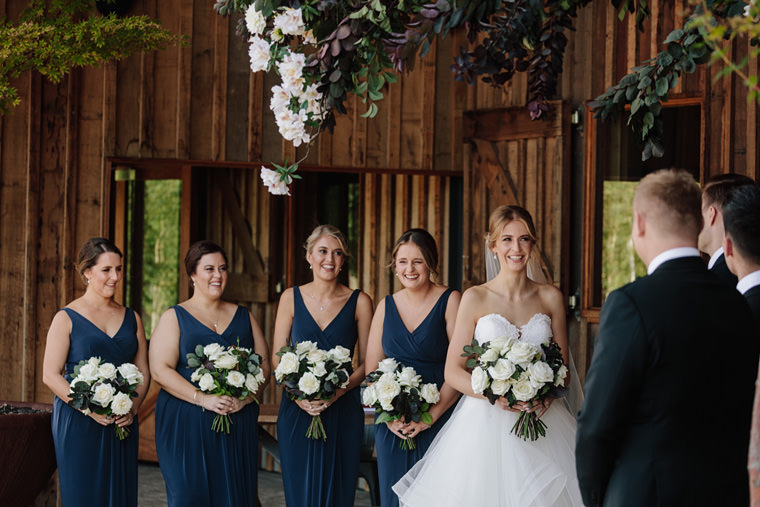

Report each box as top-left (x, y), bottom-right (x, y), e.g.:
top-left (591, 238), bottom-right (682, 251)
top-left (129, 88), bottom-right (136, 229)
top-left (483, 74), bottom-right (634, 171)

top-left (212, 0), bottom-right (759, 195)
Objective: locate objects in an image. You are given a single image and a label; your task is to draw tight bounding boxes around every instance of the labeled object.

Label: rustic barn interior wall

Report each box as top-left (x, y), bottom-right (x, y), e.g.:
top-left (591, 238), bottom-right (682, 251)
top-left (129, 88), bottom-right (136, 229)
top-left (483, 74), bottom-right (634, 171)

top-left (0, 0), bottom-right (758, 407)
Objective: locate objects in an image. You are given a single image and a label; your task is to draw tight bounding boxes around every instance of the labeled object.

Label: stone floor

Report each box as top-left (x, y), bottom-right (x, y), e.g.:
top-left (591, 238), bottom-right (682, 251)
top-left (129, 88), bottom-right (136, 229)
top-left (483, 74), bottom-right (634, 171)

top-left (138, 462), bottom-right (375, 507)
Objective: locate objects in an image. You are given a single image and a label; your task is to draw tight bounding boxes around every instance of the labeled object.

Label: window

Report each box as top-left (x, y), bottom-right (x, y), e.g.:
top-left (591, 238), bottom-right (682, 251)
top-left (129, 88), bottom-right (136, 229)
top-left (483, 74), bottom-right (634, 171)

top-left (582, 98), bottom-right (703, 320)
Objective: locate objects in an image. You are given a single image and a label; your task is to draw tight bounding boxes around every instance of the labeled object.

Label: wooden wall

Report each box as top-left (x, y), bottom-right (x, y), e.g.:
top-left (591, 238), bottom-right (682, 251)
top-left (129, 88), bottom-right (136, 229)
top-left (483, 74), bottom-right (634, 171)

top-left (0, 0), bottom-right (758, 404)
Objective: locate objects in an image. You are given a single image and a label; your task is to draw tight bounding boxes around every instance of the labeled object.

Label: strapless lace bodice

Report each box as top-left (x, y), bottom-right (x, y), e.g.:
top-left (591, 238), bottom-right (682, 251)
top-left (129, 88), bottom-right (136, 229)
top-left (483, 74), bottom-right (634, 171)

top-left (473, 313), bottom-right (552, 347)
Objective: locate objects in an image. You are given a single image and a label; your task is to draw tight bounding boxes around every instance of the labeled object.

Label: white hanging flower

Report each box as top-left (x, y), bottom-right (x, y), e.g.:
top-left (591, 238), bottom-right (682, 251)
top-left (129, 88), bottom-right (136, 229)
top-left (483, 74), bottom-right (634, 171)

top-left (303, 29), bottom-right (317, 45)
top-left (245, 5), bottom-right (267, 35)
top-left (270, 85), bottom-right (292, 113)
top-left (260, 167), bottom-right (292, 196)
top-left (277, 51), bottom-right (306, 92)
top-left (273, 7), bottom-right (305, 36)
top-left (248, 36), bottom-right (271, 73)
top-left (275, 108), bottom-right (310, 147)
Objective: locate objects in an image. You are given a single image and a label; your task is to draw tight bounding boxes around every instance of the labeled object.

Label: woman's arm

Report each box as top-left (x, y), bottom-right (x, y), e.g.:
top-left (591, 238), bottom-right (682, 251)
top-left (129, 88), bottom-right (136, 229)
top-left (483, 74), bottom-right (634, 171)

top-left (363, 297), bottom-right (387, 376)
top-left (346, 291), bottom-right (373, 390)
top-left (130, 312), bottom-right (150, 412)
top-left (270, 288), bottom-right (294, 370)
top-left (249, 311), bottom-right (271, 397)
top-left (443, 288), bottom-right (485, 398)
top-left (427, 290), bottom-right (462, 422)
top-left (42, 311), bottom-right (74, 402)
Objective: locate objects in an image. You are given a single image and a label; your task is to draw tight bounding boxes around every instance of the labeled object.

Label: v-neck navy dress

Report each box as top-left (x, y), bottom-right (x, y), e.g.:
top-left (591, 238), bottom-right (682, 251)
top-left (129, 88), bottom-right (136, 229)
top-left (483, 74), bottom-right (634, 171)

top-left (155, 305), bottom-right (260, 507)
top-left (51, 307), bottom-right (140, 507)
top-left (375, 289), bottom-right (456, 507)
top-left (277, 287), bottom-right (364, 507)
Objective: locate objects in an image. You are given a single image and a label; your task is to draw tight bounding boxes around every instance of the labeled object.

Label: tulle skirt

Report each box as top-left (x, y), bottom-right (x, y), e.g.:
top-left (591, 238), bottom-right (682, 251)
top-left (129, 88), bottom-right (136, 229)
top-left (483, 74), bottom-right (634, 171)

top-left (393, 395), bottom-right (583, 507)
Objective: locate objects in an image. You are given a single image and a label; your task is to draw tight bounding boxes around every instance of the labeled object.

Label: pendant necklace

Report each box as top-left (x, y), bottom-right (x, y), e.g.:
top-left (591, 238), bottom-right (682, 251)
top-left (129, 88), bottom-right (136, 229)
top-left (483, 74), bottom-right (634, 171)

top-left (309, 291), bottom-right (328, 311)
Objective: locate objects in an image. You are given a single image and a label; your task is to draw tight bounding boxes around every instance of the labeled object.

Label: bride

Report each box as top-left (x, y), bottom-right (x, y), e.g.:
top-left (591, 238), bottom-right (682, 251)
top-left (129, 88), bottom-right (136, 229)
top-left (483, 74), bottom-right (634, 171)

top-left (393, 205), bottom-right (583, 506)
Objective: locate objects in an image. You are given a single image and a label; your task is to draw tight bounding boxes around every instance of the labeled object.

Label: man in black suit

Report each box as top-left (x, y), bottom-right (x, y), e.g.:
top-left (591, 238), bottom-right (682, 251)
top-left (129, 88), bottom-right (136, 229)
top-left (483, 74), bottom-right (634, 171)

top-left (723, 184), bottom-right (760, 326)
top-left (576, 169), bottom-right (758, 506)
top-left (722, 184), bottom-right (760, 504)
top-left (697, 173), bottom-right (755, 286)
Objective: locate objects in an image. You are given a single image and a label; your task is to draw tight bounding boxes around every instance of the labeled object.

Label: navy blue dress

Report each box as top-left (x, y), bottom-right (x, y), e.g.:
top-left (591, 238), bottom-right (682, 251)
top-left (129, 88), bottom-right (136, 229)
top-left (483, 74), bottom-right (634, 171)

top-left (51, 307), bottom-right (140, 507)
top-left (375, 289), bottom-right (457, 507)
top-left (277, 287), bottom-right (364, 507)
top-left (155, 305), bottom-right (260, 507)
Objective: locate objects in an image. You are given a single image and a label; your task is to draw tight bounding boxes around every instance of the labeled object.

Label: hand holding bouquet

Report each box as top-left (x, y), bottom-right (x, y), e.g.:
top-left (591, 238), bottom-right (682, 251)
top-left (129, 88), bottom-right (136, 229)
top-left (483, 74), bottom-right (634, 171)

top-left (187, 342), bottom-right (266, 433)
top-left (362, 358), bottom-right (441, 450)
top-left (68, 357), bottom-right (144, 440)
top-left (463, 336), bottom-right (568, 441)
top-left (274, 341), bottom-right (352, 440)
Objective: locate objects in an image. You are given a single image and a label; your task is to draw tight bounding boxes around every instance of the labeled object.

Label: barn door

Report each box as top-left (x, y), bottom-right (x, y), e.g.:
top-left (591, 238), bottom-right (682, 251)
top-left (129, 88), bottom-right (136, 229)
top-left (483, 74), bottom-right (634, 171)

top-left (463, 102), bottom-right (571, 295)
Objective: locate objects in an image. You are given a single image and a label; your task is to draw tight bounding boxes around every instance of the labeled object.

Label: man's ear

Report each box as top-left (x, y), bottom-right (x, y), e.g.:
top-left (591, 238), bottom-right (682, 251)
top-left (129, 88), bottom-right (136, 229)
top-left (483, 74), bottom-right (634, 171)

top-left (707, 205), bottom-right (718, 226)
top-left (633, 210), bottom-right (645, 238)
top-left (724, 235), bottom-right (734, 259)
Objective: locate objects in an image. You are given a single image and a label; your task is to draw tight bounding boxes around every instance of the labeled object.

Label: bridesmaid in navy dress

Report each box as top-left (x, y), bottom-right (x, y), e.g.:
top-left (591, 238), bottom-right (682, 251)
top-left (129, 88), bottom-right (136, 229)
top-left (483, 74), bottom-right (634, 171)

top-left (150, 241), bottom-right (271, 506)
top-left (43, 238), bottom-right (150, 507)
top-left (365, 229), bottom-right (461, 507)
top-left (272, 225), bottom-right (373, 507)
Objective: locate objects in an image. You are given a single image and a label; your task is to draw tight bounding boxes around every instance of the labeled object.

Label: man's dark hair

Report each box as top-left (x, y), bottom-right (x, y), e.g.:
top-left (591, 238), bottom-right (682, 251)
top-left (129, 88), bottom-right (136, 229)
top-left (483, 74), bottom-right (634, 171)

top-left (702, 173), bottom-right (756, 211)
top-left (723, 185), bottom-right (760, 265)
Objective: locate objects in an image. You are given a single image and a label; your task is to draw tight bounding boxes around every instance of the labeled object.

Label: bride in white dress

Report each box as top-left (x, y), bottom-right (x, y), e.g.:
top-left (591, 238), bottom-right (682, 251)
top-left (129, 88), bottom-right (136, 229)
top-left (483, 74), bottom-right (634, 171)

top-left (393, 205), bottom-right (583, 507)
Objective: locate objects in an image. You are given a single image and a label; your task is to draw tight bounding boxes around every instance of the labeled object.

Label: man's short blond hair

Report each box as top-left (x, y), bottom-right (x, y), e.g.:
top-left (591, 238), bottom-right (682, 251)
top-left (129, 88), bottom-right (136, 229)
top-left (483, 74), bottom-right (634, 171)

top-left (634, 168), bottom-right (703, 239)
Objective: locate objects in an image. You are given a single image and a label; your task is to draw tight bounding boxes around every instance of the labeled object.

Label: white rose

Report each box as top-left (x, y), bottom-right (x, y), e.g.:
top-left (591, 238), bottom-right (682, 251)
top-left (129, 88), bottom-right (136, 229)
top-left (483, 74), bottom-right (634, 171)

top-left (362, 384), bottom-right (378, 406)
top-left (98, 362), bottom-right (117, 380)
top-left (275, 352), bottom-right (300, 381)
top-left (226, 371), bottom-right (246, 388)
top-left (307, 348), bottom-right (328, 364)
top-left (203, 343), bottom-right (225, 360)
top-left (117, 363), bottom-right (144, 385)
top-left (310, 361), bottom-right (327, 378)
top-left (470, 366), bottom-right (489, 395)
top-left (328, 345), bottom-right (351, 365)
top-left (420, 383), bottom-right (440, 404)
top-left (78, 362), bottom-right (100, 382)
top-left (110, 392), bottom-right (133, 416)
top-left (512, 378), bottom-right (539, 402)
top-left (375, 373), bottom-right (401, 403)
top-left (377, 358), bottom-right (399, 374)
top-left (248, 36), bottom-right (271, 73)
top-left (273, 7), bottom-right (304, 36)
top-left (379, 396), bottom-right (395, 412)
top-left (298, 372), bottom-right (320, 395)
top-left (88, 356), bottom-right (101, 367)
top-left (190, 369), bottom-right (202, 383)
top-left (397, 367), bottom-right (421, 388)
top-left (490, 379), bottom-right (511, 396)
top-left (255, 370), bottom-right (266, 384)
top-left (92, 382), bottom-right (116, 407)
top-left (480, 347), bottom-right (499, 363)
top-left (527, 361), bottom-right (555, 384)
top-left (244, 4), bottom-right (267, 35)
top-left (214, 352), bottom-right (238, 370)
top-left (488, 358), bottom-right (516, 381)
top-left (295, 341), bottom-right (317, 356)
top-left (506, 341), bottom-right (540, 367)
top-left (198, 373), bottom-right (215, 392)
top-left (245, 373), bottom-right (260, 393)
top-left (555, 364), bottom-right (568, 386)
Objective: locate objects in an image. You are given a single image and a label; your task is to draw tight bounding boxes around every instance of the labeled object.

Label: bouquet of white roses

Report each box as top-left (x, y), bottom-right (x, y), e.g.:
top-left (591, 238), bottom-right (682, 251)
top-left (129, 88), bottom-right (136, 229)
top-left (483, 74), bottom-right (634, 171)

top-left (463, 336), bottom-right (568, 441)
top-left (274, 341), bottom-right (352, 440)
top-left (186, 342), bottom-right (266, 433)
top-left (68, 357), bottom-right (144, 440)
top-left (362, 358), bottom-right (441, 450)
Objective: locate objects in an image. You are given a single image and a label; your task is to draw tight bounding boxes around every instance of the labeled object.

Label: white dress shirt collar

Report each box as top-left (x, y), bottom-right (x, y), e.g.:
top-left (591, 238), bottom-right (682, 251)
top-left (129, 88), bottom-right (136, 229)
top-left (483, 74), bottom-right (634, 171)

top-left (647, 247), bottom-right (702, 275)
top-left (707, 247), bottom-right (725, 270)
top-left (737, 270), bottom-right (760, 295)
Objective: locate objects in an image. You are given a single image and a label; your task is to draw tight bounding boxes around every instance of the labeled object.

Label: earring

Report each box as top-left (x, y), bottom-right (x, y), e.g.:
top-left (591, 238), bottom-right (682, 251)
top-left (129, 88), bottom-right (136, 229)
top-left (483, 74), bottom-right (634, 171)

top-left (493, 254), bottom-right (497, 260)
top-left (192, 280), bottom-right (196, 288)
top-left (86, 278), bottom-right (90, 284)
top-left (308, 264), bottom-right (312, 270)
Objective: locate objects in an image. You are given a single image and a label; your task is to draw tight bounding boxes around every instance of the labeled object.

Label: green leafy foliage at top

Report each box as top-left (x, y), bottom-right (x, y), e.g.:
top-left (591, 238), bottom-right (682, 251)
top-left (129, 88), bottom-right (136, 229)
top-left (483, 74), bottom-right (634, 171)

top-left (0, 0), bottom-right (183, 114)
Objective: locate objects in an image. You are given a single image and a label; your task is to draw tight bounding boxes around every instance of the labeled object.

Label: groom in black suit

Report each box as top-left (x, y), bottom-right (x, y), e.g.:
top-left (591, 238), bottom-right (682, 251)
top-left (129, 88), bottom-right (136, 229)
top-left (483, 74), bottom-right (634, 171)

top-left (576, 169), bottom-right (758, 506)
top-left (697, 173), bottom-right (755, 286)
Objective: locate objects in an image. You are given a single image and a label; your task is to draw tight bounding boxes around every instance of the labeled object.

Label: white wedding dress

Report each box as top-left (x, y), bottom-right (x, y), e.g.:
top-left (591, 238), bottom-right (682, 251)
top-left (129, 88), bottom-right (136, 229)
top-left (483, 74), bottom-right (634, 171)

top-left (393, 313), bottom-right (584, 507)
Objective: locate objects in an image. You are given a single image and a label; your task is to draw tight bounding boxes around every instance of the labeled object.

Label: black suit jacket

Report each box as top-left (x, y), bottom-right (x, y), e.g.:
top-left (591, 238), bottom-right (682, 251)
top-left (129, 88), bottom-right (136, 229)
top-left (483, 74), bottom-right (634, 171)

top-left (711, 252), bottom-right (739, 287)
top-left (745, 285), bottom-right (760, 331)
top-left (576, 257), bottom-right (758, 506)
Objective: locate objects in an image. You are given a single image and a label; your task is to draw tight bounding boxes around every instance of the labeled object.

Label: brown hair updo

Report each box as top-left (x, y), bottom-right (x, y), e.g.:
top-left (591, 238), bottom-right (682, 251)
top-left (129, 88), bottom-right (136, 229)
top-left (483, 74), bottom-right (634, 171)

top-left (390, 228), bottom-right (440, 280)
top-left (76, 238), bottom-right (122, 284)
top-left (184, 240), bottom-right (228, 277)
